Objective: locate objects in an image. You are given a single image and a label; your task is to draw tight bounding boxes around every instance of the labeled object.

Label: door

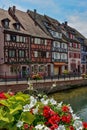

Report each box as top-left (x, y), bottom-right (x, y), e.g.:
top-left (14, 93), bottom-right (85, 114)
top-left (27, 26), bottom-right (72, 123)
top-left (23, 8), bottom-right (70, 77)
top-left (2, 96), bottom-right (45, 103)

top-left (22, 66), bottom-right (26, 78)
top-left (48, 65), bottom-right (51, 76)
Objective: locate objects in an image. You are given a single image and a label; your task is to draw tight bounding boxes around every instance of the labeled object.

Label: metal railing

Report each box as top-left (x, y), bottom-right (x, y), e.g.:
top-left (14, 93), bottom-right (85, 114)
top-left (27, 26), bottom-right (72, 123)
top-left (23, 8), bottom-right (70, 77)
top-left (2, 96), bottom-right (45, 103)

top-left (0, 72), bottom-right (82, 84)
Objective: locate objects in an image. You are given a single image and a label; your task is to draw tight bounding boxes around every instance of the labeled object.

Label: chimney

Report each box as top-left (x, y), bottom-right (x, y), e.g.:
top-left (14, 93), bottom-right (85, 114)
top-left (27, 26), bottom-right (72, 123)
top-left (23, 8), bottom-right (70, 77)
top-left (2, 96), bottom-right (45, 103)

top-left (13, 6), bottom-right (16, 13)
top-left (34, 9), bottom-right (37, 21)
top-left (64, 21), bottom-right (68, 26)
top-left (27, 9), bottom-right (29, 13)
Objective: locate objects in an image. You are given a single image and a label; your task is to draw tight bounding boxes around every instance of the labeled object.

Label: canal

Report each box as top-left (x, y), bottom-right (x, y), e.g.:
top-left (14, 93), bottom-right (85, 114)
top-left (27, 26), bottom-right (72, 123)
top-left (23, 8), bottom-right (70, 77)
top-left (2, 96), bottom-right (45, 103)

top-left (49, 86), bottom-right (87, 121)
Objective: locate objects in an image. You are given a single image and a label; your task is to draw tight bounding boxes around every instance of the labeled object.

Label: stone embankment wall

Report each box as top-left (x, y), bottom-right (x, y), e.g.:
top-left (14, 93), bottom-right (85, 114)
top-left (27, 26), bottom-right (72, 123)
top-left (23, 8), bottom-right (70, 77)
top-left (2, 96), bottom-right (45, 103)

top-left (0, 79), bottom-right (87, 94)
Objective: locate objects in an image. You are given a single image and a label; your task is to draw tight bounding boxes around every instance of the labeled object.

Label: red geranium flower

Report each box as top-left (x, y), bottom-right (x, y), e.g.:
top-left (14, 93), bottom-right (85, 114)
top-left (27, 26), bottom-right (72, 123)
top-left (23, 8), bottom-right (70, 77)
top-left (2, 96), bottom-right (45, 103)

top-left (83, 122), bottom-right (87, 129)
top-left (50, 124), bottom-right (58, 130)
top-left (43, 106), bottom-right (51, 118)
top-left (48, 114), bottom-right (60, 125)
top-left (43, 106), bottom-right (56, 118)
top-left (24, 123), bottom-right (29, 129)
top-left (62, 105), bottom-right (69, 112)
top-left (61, 114), bottom-right (71, 123)
top-left (69, 125), bottom-right (75, 130)
top-left (0, 92), bottom-right (7, 100)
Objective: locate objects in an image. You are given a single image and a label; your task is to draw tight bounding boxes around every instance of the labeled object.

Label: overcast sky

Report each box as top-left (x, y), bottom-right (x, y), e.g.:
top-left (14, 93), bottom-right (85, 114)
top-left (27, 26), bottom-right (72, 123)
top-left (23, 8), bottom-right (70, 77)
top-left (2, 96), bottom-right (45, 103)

top-left (0, 0), bottom-right (87, 38)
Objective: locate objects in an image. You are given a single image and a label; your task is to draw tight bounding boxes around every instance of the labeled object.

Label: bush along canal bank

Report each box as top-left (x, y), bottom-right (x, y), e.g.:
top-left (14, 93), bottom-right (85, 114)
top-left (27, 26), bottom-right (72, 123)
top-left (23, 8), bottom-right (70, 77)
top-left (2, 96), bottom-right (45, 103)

top-left (0, 78), bottom-right (87, 94)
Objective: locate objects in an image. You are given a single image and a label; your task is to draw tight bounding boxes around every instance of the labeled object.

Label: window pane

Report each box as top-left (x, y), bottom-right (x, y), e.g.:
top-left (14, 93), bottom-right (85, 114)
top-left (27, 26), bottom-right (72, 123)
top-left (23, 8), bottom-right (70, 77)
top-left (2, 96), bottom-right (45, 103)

top-left (19, 50), bottom-right (25, 57)
top-left (9, 50), bottom-right (15, 57)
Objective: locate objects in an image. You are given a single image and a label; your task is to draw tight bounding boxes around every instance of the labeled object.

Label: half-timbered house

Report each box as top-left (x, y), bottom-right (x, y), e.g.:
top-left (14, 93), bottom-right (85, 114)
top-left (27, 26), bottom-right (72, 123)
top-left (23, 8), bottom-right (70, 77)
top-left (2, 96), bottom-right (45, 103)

top-left (28, 10), bottom-right (68, 76)
top-left (0, 6), bottom-right (53, 78)
top-left (0, 8), bottom-right (30, 78)
top-left (62, 22), bottom-right (81, 74)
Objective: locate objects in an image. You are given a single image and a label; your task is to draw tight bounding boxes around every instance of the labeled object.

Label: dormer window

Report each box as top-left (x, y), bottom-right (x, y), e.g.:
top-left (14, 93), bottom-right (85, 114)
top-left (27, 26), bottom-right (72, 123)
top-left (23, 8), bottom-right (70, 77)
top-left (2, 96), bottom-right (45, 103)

top-left (2, 18), bottom-right (10, 28)
top-left (13, 22), bottom-right (20, 30)
top-left (5, 21), bottom-right (9, 27)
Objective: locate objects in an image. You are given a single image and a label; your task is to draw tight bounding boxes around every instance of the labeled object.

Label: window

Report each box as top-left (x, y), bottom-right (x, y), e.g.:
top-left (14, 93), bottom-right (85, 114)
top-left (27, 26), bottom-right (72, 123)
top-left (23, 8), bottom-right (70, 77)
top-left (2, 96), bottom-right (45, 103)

top-left (31, 37), bottom-right (34, 43)
top-left (17, 35), bottom-right (20, 42)
top-left (61, 53), bottom-right (67, 59)
top-left (4, 21), bottom-right (9, 28)
top-left (73, 43), bottom-right (75, 48)
top-left (69, 42), bottom-right (72, 47)
top-left (54, 41), bottom-right (60, 47)
top-left (19, 50), bottom-right (25, 57)
top-left (54, 52), bottom-right (58, 59)
top-left (10, 35), bottom-right (16, 42)
top-left (5, 34), bottom-right (10, 41)
top-left (58, 33), bottom-right (62, 39)
top-left (61, 43), bottom-right (65, 48)
top-left (76, 43), bottom-right (78, 48)
top-left (16, 24), bottom-right (20, 30)
top-left (54, 52), bottom-right (60, 59)
top-left (42, 52), bottom-right (46, 58)
top-left (65, 43), bottom-right (67, 49)
top-left (2, 18), bottom-right (10, 28)
top-left (22, 37), bottom-right (26, 43)
top-left (35, 38), bottom-right (40, 44)
top-left (46, 52), bottom-right (49, 58)
top-left (34, 51), bottom-right (38, 57)
top-left (13, 22), bottom-right (20, 30)
top-left (20, 36), bottom-right (23, 42)
top-left (78, 38), bottom-right (84, 44)
top-left (39, 65), bottom-right (44, 72)
top-left (44, 40), bottom-right (47, 45)
top-left (57, 53), bottom-right (60, 59)
top-left (9, 50), bottom-right (16, 57)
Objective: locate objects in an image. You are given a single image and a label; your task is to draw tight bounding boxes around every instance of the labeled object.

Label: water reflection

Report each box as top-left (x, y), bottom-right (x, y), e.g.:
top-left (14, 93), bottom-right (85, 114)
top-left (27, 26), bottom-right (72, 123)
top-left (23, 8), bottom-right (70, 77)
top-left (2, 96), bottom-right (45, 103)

top-left (49, 87), bottom-right (87, 121)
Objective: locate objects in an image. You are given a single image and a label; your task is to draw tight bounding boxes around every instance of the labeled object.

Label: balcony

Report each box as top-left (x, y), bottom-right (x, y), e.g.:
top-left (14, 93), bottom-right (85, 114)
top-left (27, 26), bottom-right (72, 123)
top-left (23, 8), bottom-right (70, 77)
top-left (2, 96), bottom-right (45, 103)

top-left (52, 47), bottom-right (67, 53)
top-left (52, 59), bottom-right (68, 62)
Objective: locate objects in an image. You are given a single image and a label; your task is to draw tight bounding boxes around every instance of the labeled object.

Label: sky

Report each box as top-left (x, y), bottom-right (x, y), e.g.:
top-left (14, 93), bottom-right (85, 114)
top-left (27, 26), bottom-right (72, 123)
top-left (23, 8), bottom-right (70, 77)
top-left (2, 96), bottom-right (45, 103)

top-left (0, 0), bottom-right (87, 38)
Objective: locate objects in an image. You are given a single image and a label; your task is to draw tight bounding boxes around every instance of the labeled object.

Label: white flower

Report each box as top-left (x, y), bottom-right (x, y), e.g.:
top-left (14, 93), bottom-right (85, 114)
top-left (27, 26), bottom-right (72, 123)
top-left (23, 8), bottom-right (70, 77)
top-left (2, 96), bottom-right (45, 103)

top-left (16, 121), bottom-right (23, 128)
top-left (27, 81), bottom-right (33, 90)
top-left (73, 120), bottom-right (83, 130)
top-left (55, 125), bottom-right (66, 130)
top-left (23, 104), bottom-right (30, 112)
top-left (32, 105), bottom-right (39, 114)
top-left (35, 124), bottom-right (50, 130)
top-left (29, 96), bottom-right (37, 107)
top-left (49, 98), bottom-right (57, 105)
top-left (72, 114), bottom-right (80, 120)
top-left (23, 96), bottom-right (37, 112)
top-left (41, 98), bottom-right (49, 105)
top-left (68, 105), bottom-right (73, 113)
top-left (57, 102), bottom-right (63, 108)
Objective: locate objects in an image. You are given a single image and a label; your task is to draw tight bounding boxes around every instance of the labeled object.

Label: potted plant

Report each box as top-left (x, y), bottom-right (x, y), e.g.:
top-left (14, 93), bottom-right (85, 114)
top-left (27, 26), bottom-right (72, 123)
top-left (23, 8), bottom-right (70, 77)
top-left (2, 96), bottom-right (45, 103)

top-left (0, 91), bottom-right (87, 130)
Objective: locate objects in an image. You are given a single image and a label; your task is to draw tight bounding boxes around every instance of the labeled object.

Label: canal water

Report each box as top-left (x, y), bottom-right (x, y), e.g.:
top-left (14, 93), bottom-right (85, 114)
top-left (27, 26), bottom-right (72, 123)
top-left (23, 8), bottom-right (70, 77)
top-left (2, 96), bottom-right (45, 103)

top-left (49, 87), bottom-right (87, 121)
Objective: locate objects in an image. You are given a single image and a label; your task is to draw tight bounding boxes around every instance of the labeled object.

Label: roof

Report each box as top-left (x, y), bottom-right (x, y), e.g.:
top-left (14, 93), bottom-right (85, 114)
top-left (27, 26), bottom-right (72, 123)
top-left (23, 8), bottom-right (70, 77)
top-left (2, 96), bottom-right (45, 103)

top-left (13, 8), bottom-right (52, 39)
top-left (44, 15), bottom-right (61, 33)
top-left (0, 8), bottom-right (28, 34)
top-left (28, 10), bottom-right (52, 36)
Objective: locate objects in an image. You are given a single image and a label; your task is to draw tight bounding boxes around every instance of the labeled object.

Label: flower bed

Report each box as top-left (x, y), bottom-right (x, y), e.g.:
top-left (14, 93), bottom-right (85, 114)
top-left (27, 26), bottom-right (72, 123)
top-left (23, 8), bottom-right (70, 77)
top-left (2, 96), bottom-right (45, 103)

top-left (31, 73), bottom-right (43, 80)
top-left (0, 92), bottom-right (87, 130)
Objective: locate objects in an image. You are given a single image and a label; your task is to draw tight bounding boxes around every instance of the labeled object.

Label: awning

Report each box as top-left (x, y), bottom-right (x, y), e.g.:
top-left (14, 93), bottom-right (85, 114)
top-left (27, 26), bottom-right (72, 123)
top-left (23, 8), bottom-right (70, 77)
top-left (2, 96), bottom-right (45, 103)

top-left (54, 62), bottom-right (68, 66)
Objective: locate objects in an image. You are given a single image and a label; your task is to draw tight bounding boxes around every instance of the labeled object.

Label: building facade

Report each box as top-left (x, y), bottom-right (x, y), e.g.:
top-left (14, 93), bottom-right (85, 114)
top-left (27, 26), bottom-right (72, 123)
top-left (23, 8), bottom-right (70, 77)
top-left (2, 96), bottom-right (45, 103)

top-left (0, 6), bottom-right (87, 79)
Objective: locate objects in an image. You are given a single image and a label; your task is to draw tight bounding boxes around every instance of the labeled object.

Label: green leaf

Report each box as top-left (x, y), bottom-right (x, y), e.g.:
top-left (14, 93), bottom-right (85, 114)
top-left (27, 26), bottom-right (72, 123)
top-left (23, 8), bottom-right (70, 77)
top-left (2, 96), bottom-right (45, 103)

top-left (21, 112), bottom-right (35, 124)
top-left (9, 104), bottom-right (22, 114)
top-left (0, 100), bottom-right (9, 107)
top-left (0, 112), bottom-right (14, 123)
